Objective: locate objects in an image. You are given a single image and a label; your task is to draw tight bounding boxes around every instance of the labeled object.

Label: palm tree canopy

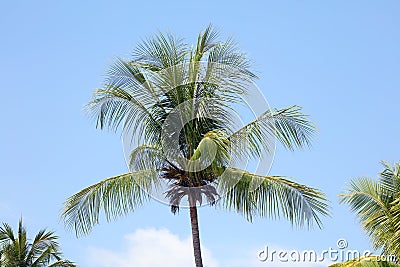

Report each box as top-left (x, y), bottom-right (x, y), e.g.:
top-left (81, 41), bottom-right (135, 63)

top-left (0, 219), bottom-right (76, 267)
top-left (340, 162), bottom-right (400, 260)
top-left (62, 25), bottom-right (329, 236)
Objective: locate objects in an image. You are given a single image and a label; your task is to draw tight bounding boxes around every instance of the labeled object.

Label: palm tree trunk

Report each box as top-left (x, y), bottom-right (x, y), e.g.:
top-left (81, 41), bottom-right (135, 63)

top-left (189, 200), bottom-right (203, 267)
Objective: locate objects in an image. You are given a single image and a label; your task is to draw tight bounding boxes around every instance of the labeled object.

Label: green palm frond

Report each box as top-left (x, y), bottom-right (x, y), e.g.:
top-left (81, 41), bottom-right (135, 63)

top-left (387, 163), bottom-right (400, 256)
top-left (207, 33), bottom-right (256, 78)
top-left (108, 58), bottom-right (148, 87)
top-left (188, 25), bottom-right (219, 85)
top-left (62, 171), bottom-right (159, 236)
top-left (189, 130), bottom-right (230, 172)
top-left (380, 162), bottom-right (400, 196)
top-left (340, 177), bottom-right (393, 251)
top-left (267, 105), bottom-right (315, 149)
top-left (133, 31), bottom-right (188, 70)
top-left (129, 144), bottom-right (166, 171)
top-left (0, 224), bottom-right (15, 243)
top-left (218, 168), bottom-right (328, 228)
top-left (340, 162), bottom-right (400, 259)
top-left (47, 260), bottom-right (77, 267)
top-left (30, 246), bottom-right (56, 266)
top-left (88, 86), bottom-right (162, 137)
top-left (27, 229), bottom-right (60, 265)
top-left (390, 203), bottom-right (400, 257)
top-left (228, 105), bottom-right (315, 159)
top-left (192, 24), bottom-right (219, 62)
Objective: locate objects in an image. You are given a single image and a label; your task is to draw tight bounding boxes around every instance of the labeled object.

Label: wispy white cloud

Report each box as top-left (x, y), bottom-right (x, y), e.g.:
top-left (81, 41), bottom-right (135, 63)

top-left (86, 228), bottom-right (219, 267)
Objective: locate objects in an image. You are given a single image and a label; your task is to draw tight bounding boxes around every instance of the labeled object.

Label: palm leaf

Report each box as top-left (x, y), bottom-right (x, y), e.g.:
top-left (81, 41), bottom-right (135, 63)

top-left (340, 162), bottom-right (400, 259)
top-left (132, 31), bottom-right (187, 70)
top-left (47, 260), bottom-right (77, 267)
top-left (62, 171), bottom-right (160, 236)
top-left (0, 223), bottom-right (15, 243)
top-left (340, 178), bottom-right (394, 252)
top-left (128, 144), bottom-right (167, 171)
top-left (229, 105), bottom-right (315, 160)
top-left (218, 167), bottom-right (328, 228)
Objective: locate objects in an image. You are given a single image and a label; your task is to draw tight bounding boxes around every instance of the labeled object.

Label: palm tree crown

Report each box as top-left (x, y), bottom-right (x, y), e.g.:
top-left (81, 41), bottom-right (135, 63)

top-left (0, 219), bottom-right (75, 267)
top-left (341, 162), bottom-right (400, 261)
top-left (62, 25), bottom-right (329, 267)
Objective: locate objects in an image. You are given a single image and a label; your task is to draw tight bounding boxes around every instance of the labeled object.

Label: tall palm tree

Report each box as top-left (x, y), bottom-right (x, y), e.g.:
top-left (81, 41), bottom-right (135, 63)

top-left (340, 162), bottom-right (400, 262)
top-left (62, 25), bottom-right (328, 267)
top-left (0, 219), bottom-right (76, 267)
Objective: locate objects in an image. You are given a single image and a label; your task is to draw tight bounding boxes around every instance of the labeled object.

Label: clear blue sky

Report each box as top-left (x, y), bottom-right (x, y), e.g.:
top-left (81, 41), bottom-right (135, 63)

top-left (0, 1), bottom-right (399, 266)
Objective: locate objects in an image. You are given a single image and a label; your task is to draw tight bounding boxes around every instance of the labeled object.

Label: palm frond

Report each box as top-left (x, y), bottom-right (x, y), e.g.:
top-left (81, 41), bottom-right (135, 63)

top-left (379, 162), bottom-right (400, 196)
top-left (62, 171), bottom-right (160, 236)
top-left (30, 246), bottom-right (56, 266)
top-left (340, 162), bottom-right (400, 258)
top-left (87, 86), bottom-right (166, 148)
top-left (16, 219), bottom-right (27, 263)
top-left (193, 24), bottom-right (219, 62)
top-left (0, 223), bottom-right (15, 243)
top-left (26, 229), bottom-right (59, 264)
top-left (189, 25), bottom-right (219, 85)
top-left (106, 58), bottom-right (167, 113)
top-left (47, 260), bottom-right (77, 267)
top-left (229, 105), bottom-right (315, 159)
top-left (270, 106), bottom-right (315, 149)
top-left (129, 143), bottom-right (167, 171)
top-left (189, 130), bottom-right (230, 172)
top-left (207, 36), bottom-right (256, 79)
top-left (340, 177), bottom-right (394, 251)
top-left (133, 31), bottom-right (188, 70)
top-left (390, 199), bottom-right (400, 258)
top-left (218, 168), bottom-right (328, 228)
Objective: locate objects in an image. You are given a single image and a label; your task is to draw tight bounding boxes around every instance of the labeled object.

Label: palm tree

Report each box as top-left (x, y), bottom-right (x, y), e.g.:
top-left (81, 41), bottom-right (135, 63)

top-left (0, 219), bottom-right (76, 267)
top-left (62, 25), bottom-right (329, 267)
top-left (340, 162), bottom-right (400, 262)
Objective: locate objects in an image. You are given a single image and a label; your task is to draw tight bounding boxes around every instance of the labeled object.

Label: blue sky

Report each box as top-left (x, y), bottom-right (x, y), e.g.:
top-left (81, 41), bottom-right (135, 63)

top-left (0, 1), bottom-right (399, 266)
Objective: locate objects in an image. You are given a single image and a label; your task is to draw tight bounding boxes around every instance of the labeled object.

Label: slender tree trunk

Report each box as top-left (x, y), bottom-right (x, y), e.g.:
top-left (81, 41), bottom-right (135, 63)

top-left (189, 200), bottom-right (203, 267)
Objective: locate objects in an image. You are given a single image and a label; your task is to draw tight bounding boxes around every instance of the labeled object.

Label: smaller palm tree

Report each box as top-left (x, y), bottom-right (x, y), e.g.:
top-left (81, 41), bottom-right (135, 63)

top-left (340, 162), bottom-right (400, 261)
top-left (0, 219), bottom-right (76, 267)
